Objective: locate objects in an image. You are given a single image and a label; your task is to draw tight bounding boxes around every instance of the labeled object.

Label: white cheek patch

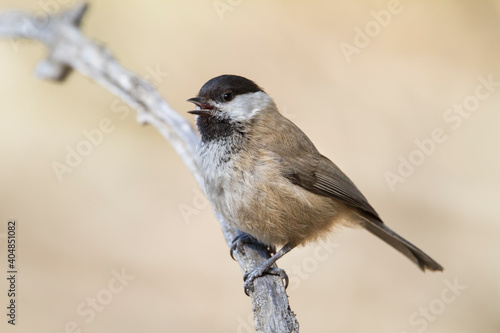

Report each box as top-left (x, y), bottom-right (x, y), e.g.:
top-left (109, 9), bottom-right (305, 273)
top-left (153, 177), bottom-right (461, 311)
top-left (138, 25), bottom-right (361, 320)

top-left (222, 91), bottom-right (274, 122)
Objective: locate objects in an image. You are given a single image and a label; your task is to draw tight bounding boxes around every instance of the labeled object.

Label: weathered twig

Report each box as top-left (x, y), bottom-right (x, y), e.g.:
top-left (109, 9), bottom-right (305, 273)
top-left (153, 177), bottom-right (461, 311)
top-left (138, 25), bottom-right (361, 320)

top-left (0, 2), bottom-right (299, 332)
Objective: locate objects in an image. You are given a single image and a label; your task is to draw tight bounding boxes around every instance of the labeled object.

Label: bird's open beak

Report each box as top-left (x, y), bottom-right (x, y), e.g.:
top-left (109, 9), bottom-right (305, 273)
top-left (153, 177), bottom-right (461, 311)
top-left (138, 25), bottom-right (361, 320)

top-left (187, 97), bottom-right (214, 116)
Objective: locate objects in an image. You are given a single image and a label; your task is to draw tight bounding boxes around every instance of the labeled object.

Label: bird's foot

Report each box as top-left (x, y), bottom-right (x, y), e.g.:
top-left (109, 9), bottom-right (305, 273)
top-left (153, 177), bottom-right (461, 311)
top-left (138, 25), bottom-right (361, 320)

top-left (243, 265), bottom-right (289, 296)
top-left (231, 232), bottom-right (271, 260)
top-left (230, 233), bottom-right (257, 259)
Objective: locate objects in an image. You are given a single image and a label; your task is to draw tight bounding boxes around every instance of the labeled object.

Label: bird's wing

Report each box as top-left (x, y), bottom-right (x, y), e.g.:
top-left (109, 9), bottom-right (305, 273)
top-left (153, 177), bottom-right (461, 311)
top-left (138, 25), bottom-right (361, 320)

top-left (281, 152), bottom-right (445, 271)
top-left (262, 117), bottom-right (443, 271)
top-left (258, 113), bottom-right (380, 219)
top-left (282, 153), bottom-right (380, 220)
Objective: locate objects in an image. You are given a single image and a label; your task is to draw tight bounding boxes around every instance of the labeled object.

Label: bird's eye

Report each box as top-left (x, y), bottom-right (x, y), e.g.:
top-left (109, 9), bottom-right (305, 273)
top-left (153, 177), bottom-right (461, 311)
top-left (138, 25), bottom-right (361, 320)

top-left (222, 92), bottom-right (234, 102)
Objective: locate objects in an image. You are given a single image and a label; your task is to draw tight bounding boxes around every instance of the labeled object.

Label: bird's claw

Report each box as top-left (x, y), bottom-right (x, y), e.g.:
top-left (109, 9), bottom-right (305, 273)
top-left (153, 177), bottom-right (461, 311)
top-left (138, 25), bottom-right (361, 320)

top-left (230, 234), bottom-right (289, 295)
top-left (243, 266), bottom-right (289, 296)
top-left (230, 233), bottom-right (258, 260)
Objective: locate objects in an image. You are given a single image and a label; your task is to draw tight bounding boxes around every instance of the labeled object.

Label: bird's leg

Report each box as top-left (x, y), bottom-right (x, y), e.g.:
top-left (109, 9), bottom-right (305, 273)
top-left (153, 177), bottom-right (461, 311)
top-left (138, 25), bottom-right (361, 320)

top-left (243, 243), bottom-right (295, 295)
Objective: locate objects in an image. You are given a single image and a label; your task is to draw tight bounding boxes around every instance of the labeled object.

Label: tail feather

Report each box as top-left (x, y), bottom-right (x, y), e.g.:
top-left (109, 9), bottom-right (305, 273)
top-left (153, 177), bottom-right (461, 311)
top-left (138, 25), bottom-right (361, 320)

top-left (362, 218), bottom-right (443, 272)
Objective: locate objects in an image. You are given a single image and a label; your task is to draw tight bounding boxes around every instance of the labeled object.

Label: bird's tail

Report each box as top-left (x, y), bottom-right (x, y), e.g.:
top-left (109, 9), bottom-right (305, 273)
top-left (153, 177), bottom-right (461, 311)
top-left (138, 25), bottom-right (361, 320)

top-left (361, 218), bottom-right (443, 272)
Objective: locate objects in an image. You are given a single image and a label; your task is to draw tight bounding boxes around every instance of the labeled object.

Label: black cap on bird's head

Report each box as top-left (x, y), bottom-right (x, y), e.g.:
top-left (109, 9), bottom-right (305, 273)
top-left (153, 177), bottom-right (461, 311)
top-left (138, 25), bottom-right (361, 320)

top-left (187, 75), bottom-right (263, 116)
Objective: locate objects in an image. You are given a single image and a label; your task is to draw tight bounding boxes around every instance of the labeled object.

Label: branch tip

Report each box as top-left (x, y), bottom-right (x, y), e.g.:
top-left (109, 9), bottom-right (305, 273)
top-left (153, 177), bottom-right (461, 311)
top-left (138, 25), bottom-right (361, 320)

top-left (35, 58), bottom-right (72, 81)
top-left (60, 1), bottom-right (89, 27)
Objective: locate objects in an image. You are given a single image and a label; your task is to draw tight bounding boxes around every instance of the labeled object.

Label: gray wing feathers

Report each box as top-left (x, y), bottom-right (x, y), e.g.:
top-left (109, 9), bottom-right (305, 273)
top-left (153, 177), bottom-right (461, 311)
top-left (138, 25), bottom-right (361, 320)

top-left (283, 153), bottom-right (380, 218)
top-left (314, 156), bottom-right (380, 218)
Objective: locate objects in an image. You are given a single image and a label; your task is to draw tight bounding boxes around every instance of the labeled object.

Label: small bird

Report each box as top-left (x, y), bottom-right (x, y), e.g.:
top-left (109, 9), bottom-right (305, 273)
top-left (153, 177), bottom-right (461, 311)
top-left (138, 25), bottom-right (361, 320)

top-left (187, 74), bottom-right (443, 294)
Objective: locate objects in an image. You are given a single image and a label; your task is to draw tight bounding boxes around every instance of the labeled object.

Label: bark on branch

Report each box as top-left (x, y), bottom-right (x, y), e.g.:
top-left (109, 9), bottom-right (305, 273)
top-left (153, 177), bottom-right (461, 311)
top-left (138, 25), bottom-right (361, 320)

top-left (0, 2), bottom-right (299, 332)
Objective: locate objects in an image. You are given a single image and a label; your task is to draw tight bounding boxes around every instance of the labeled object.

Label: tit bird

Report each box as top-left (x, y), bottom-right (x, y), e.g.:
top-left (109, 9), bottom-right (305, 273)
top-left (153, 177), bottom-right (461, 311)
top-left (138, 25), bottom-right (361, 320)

top-left (187, 74), bottom-right (443, 294)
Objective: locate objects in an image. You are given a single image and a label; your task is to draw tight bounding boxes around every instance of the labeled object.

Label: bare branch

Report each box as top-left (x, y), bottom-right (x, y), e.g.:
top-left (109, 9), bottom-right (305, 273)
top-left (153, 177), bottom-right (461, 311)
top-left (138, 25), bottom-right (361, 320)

top-left (0, 2), bottom-right (299, 332)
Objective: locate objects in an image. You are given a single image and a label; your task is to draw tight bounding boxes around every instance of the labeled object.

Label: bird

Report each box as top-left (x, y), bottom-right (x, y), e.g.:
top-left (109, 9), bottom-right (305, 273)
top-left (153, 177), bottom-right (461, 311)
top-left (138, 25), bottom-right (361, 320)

top-left (187, 74), bottom-right (443, 294)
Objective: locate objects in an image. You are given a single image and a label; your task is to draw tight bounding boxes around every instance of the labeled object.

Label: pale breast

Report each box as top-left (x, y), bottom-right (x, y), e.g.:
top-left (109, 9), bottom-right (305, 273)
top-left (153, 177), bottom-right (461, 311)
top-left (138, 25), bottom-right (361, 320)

top-left (198, 141), bottom-right (344, 247)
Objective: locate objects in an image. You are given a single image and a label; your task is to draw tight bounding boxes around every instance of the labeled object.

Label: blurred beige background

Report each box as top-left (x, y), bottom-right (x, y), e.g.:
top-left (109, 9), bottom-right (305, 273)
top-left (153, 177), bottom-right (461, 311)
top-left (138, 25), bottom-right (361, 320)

top-left (1, 0), bottom-right (499, 332)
